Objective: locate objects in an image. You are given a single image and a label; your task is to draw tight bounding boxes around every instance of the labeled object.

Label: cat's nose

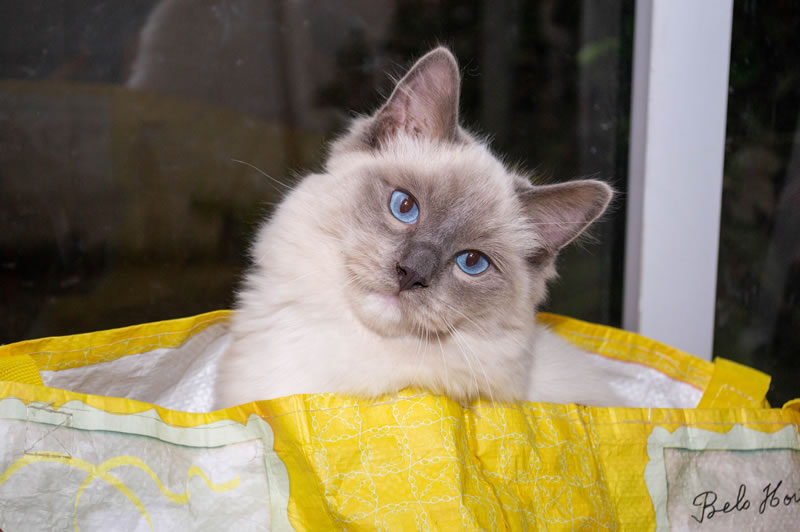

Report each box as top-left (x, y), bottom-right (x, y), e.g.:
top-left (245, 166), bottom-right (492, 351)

top-left (396, 243), bottom-right (439, 291)
top-left (396, 264), bottom-right (428, 291)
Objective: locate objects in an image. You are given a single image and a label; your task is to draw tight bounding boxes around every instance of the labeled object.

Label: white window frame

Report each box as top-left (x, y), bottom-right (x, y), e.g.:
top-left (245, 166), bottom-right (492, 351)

top-left (623, 0), bottom-right (734, 360)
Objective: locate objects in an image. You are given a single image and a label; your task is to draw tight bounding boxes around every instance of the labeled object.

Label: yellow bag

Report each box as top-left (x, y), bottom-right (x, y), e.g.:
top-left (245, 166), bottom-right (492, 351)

top-left (0, 311), bottom-right (798, 531)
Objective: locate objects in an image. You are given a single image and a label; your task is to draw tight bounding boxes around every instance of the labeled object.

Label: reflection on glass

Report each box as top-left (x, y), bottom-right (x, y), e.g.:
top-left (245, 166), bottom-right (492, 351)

top-left (0, 0), bottom-right (633, 343)
top-left (715, 1), bottom-right (800, 405)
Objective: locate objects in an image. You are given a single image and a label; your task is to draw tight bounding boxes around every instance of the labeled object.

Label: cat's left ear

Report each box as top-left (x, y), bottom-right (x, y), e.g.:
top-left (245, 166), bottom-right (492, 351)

top-left (370, 47), bottom-right (461, 146)
top-left (518, 179), bottom-right (613, 260)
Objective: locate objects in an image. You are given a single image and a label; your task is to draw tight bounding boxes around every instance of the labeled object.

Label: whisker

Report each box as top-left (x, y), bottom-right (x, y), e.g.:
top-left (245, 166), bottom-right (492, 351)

top-left (452, 325), bottom-right (495, 404)
top-left (435, 332), bottom-right (449, 398)
top-left (342, 273), bottom-right (366, 291)
top-left (412, 320), bottom-right (426, 380)
top-left (441, 310), bottom-right (497, 404)
top-left (441, 302), bottom-right (491, 337)
top-left (442, 316), bottom-right (481, 402)
top-left (280, 271), bottom-right (317, 284)
top-left (231, 158), bottom-right (294, 191)
top-left (442, 301), bottom-right (527, 353)
top-left (320, 234), bottom-right (351, 246)
top-left (528, 221), bottom-right (597, 225)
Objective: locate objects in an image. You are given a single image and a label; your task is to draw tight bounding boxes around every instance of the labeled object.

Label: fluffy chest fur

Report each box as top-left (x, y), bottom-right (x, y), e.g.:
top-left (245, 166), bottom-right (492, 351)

top-left (221, 142), bottom-right (538, 405)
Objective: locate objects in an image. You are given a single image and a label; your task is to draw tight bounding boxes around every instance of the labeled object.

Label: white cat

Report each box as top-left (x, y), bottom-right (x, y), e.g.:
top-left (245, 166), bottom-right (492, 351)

top-left (214, 47), bottom-right (638, 408)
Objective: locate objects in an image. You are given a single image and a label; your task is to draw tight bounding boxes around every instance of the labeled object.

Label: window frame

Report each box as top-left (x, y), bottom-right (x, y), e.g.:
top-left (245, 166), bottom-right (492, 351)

top-left (623, 0), bottom-right (734, 360)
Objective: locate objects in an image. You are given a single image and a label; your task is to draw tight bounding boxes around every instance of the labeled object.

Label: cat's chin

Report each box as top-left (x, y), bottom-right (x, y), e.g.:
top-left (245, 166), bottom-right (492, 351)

top-left (348, 289), bottom-right (431, 338)
top-left (350, 290), bottom-right (406, 337)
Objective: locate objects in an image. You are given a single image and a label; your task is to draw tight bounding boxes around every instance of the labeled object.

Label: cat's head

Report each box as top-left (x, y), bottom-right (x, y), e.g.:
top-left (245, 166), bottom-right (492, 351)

top-left (319, 47), bottom-right (612, 339)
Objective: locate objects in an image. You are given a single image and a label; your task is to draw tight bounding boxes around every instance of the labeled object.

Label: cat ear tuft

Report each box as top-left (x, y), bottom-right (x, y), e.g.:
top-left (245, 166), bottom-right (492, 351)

top-left (370, 47), bottom-right (460, 146)
top-left (519, 179), bottom-right (613, 259)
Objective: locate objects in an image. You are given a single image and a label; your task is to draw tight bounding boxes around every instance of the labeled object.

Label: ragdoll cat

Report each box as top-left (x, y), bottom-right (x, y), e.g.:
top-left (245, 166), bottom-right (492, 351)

top-left (214, 47), bottom-right (637, 408)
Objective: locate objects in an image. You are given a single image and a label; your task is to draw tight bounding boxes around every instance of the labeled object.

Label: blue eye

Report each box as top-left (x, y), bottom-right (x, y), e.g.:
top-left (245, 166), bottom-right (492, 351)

top-left (455, 251), bottom-right (490, 275)
top-left (389, 189), bottom-right (419, 224)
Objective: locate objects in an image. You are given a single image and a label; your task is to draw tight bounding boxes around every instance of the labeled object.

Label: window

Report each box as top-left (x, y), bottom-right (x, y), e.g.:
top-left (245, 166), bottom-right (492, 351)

top-left (715, 1), bottom-right (800, 405)
top-left (1, 1), bottom-right (796, 404)
top-left (0, 0), bottom-right (633, 340)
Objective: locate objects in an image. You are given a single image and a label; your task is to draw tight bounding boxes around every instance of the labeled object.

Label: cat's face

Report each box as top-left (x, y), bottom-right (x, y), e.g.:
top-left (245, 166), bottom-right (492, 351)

top-left (328, 140), bottom-right (537, 338)
top-left (312, 47), bottom-right (612, 341)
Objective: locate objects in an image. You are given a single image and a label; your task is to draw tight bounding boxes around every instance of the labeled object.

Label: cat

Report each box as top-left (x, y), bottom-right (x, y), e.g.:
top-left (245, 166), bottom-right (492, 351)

top-left (214, 46), bottom-right (638, 409)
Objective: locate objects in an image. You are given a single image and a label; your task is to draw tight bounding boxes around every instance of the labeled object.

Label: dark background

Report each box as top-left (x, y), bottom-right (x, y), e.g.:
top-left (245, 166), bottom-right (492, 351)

top-left (0, 0), bottom-right (632, 336)
top-left (715, 1), bottom-right (800, 405)
top-left (0, 0), bottom-right (796, 403)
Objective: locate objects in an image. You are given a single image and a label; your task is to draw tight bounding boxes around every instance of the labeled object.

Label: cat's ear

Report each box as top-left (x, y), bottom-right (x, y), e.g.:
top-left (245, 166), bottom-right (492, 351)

top-left (518, 179), bottom-right (613, 260)
top-left (370, 47), bottom-right (460, 146)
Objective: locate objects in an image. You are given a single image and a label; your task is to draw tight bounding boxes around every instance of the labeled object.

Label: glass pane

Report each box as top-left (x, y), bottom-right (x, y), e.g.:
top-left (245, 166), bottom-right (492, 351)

top-left (1, 0), bottom-right (633, 344)
top-left (715, 1), bottom-right (800, 405)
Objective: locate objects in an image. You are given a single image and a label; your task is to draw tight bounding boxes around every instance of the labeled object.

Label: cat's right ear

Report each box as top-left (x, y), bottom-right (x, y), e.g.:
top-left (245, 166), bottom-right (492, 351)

top-left (369, 47), bottom-right (461, 147)
top-left (517, 179), bottom-right (614, 263)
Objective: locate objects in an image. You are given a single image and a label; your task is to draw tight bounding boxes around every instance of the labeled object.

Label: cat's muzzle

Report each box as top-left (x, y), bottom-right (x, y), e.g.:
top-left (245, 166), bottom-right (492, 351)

top-left (396, 242), bottom-right (440, 291)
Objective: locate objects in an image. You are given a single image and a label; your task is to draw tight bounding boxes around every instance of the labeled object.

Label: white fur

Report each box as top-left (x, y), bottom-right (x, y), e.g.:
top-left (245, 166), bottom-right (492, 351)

top-left (215, 136), bottom-right (635, 408)
top-left (217, 139), bottom-right (529, 406)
